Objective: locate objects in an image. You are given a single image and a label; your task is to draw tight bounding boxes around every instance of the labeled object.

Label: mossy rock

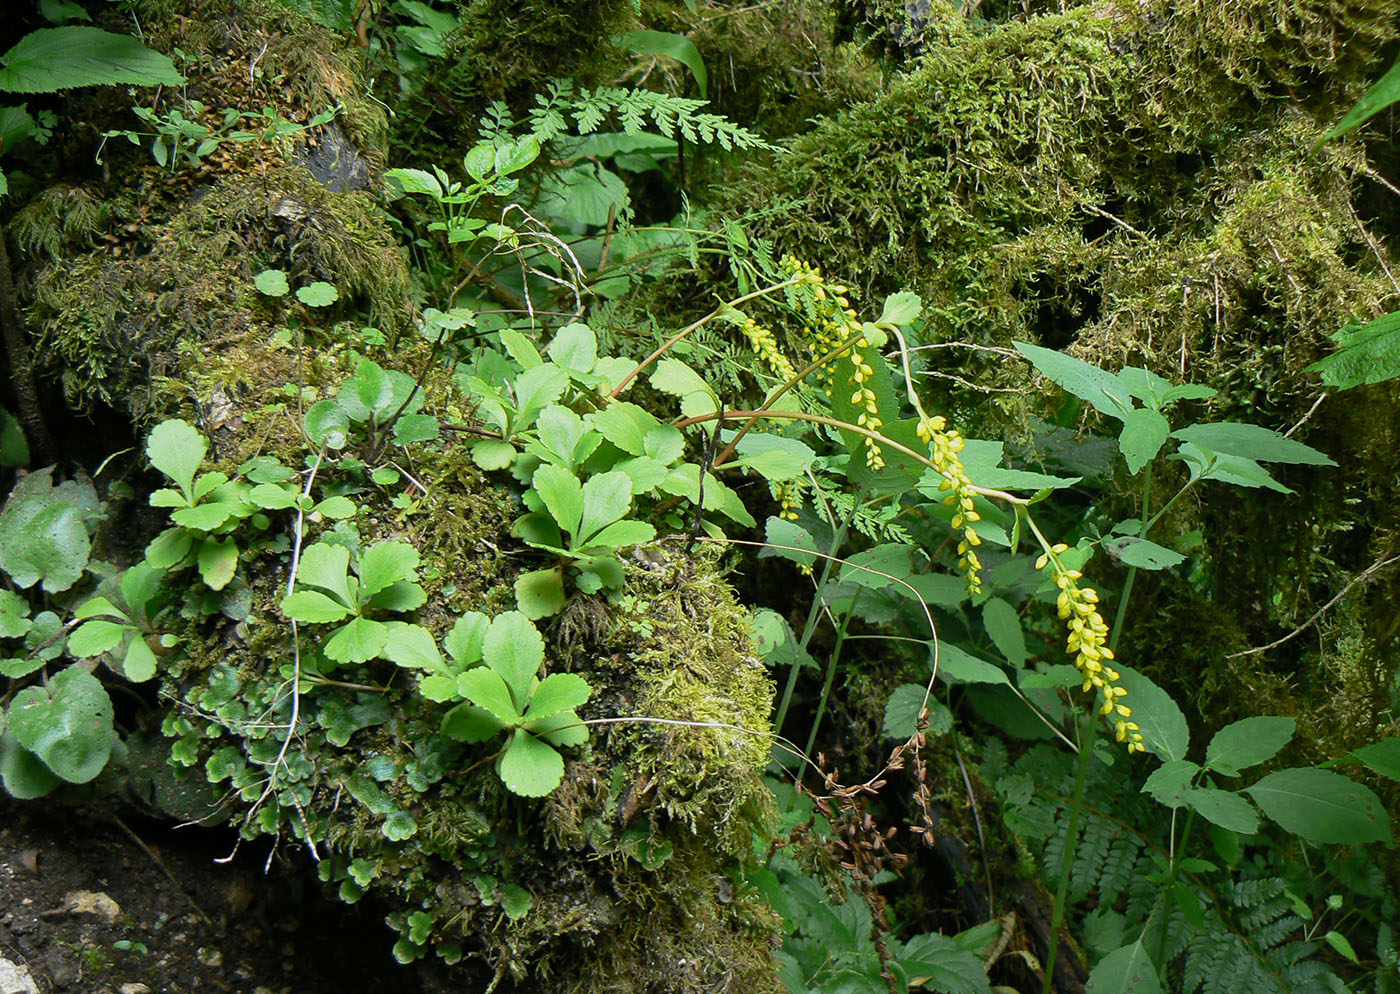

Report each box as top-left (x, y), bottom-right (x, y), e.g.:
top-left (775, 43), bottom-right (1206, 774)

top-left (11, 0), bottom-right (408, 425)
top-left (143, 336), bottom-right (780, 993)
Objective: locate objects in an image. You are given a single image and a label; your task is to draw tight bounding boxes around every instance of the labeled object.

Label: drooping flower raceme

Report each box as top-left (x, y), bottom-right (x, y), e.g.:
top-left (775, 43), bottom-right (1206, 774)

top-left (1036, 545), bottom-right (1145, 753)
top-left (918, 415), bottom-right (983, 596)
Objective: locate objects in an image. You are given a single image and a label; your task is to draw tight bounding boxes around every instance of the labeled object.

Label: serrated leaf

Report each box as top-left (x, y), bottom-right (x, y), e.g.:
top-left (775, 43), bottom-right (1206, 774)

top-left (121, 632), bottom-right (158, 681)
top-left (531, 464), bottom-right (584, 537)
top-left (498, 883), bottom-right (532, 920)
top-left (578, 519), bottom-right (654, 552)
top-left (896, 930), bottom-right (991, 994)
top-left (296, 281), bottom-right (339, 307)
top-left (730, 432), bottom-right (816, 481)
top-left (145, 419), bottom-right (207, 499)
top-left (1172, 422), bottom-right (1335, 466)
top-left (531, 710), bottom-right (588, 748)
top-left (324, 617), bottom-right (389, 664)
top-left (545, 322), bottom-right (597, 373)
top-left (1306, 310), bottom-right (1400, 389)
top-left (305, 399), bottom-right (350, 450)
top-left (443, 612), bottom-right (489, 667)
top-left (296, 542), bottom-right (354, 607)
top-left (881, 683), bottom-right (949, 741)
top-left (357, 541), bottom-right (418, 599)
top-left (144, 526), bottom-right (192, 569)
top-left (253, 268), bottom-right (289, 296)
top-left (382, 623), bottom-right (442, 670)
top-left (197, 537), bottom-right (238, 590)
top-left (441, 702), bottom-right (507, 742)
top-left (577, 471), bottom-right (633, 545)
top-left (0, 26), bottom-right (184, 93)
top-left (1246, 768), bottom-right (1391, 844)
top-left (483, 611), bottom-right (544, 708)
top-left (515, 568), bottom-right (566, 619)
top-left (587, 401), bottom-right (659, 456)
top-left (524, 673), bottom-right (591, 720)
top-left (498, 729), bottom-right (564, 796)
top-left (471, 439), bottom-right (517, 470)
top-left (1204, 716), bottom-right (1295, 775)
top-left (457, 667), bottom-right (521, 723)
top-left (1013, 341), bottom-right (1134, 421)
top-left (650, 358), bottom-right (718, 417)
top-left (0, 492), bottom-right (90, 593)
top-left (1118, 408), bottom-right (1170, 475)
top-left (392, 413), bottom-right (439, 445)
top-left (280, 589), bottom-right (353, 623)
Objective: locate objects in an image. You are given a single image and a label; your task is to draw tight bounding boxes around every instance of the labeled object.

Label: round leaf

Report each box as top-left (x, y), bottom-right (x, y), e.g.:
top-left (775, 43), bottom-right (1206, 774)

top-left (253, 268), bottom-right (290, 297)
top-left (7, 666), bottom-right (115, 783)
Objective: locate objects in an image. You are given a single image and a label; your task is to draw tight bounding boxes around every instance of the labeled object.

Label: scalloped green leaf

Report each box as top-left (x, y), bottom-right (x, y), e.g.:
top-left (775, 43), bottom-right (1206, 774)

top-left (498, 729), bottom-right (564, 797)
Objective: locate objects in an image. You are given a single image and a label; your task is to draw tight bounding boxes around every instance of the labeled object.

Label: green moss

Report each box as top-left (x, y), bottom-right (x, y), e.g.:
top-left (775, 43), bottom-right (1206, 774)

top-left (149, 341), bottom-right (779, 992)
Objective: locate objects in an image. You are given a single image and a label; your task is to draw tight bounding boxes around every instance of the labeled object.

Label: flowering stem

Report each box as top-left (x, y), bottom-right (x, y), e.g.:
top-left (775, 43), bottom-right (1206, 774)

top-left (609, 277), bottom-right (801, 398)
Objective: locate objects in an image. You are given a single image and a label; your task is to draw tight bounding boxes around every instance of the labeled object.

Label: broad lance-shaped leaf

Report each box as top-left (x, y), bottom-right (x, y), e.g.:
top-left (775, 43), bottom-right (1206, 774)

top-left (1172, 422), bottom-right (1334, 466)
top-left (1113, 664), bottom-right (1188, 762)
top-left (1305, 310), bottom-right (1400, 390)
top-left (1013, 341), bottom-right (1134, 421)
top-left (1204, 715), bottom-right (1295, 775)
top-left (0, 26), bottom-right (184, 93)
top-left (1246, 767), bottom-right (1391, 845)
top-left (1083, 938), bottom-right (1163, 994)
top-left (498, 728), bottom-right (565, 797)
top-left (483, 611), bottom-right (545, 708)
top-left (1183, 786), bottom-right (1259, 834)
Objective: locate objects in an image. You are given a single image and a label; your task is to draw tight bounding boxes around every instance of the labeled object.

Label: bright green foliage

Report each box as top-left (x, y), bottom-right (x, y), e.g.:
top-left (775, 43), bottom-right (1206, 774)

top-left (68, 562), bottom-right (169, 683)
top-left (280, 540), bottom-right (427, 664)
top-left (144, 420), bottom-right (309, 590)
top-left (1305, 311), bottom-right (1400, 389)
top-left (427, 610), bottom-right (592, 797)
top-left (304, 357), bottom-right (437, 450)
top-left (0, 408), bottom-right (27, 466)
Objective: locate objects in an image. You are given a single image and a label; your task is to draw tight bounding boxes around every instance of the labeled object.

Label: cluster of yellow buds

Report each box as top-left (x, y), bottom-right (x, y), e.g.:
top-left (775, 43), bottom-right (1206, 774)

top-left (1035, 546), bottom-right (1145, 753)
top-left (917, 415), bottom-right (983, 595)
top-left (736, 315), bottom-right (799, 384)
top-left (849, 342), bottom-right (884, 470)
top-left (772, 479), bottom-right (803, 521)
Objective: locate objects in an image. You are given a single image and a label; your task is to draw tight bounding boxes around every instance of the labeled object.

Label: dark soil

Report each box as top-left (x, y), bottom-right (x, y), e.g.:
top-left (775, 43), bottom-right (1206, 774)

top-left (0, 798), bottom-right (428, 994)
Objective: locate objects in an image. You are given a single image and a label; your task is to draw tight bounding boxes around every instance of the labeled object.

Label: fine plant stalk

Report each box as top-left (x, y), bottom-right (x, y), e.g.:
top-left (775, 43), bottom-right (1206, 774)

top-left (772, 496), bottom-right (860, 737)
top-left (804, 592), bottom-right (858, 761)
top-left (610, 277), bottom-right (802, 397)
top-left (1111, 461), bottom-right (1154, 639)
